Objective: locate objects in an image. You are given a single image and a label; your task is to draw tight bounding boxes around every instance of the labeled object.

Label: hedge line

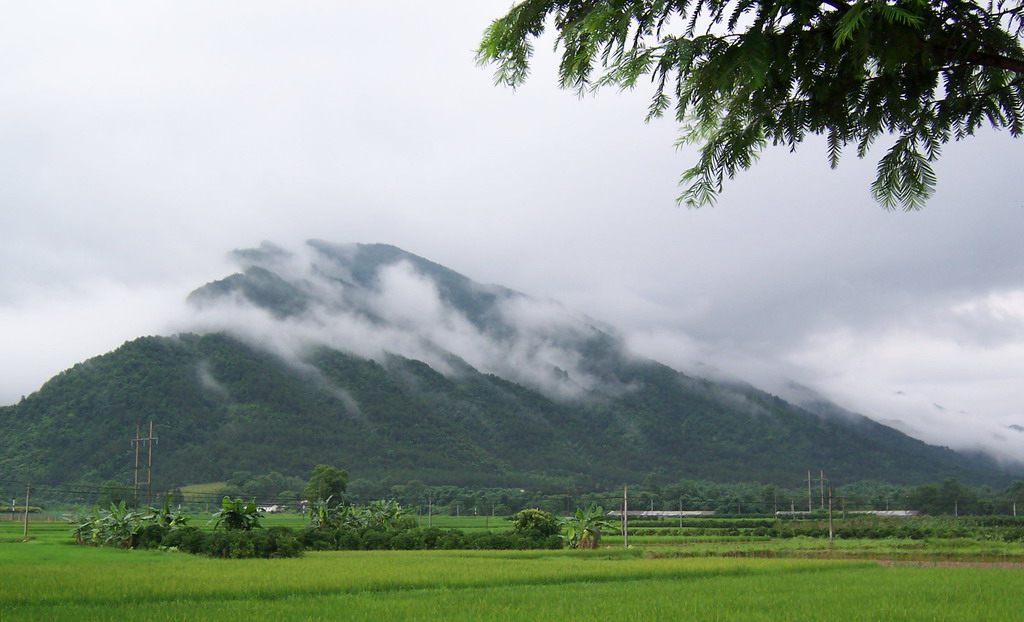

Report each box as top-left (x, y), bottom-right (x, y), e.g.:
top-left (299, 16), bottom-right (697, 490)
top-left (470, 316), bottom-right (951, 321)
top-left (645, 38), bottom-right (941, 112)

top-left (135, 525), bottom-right (562, 558)
top-left (627, 521), bottom-right (1024, 541)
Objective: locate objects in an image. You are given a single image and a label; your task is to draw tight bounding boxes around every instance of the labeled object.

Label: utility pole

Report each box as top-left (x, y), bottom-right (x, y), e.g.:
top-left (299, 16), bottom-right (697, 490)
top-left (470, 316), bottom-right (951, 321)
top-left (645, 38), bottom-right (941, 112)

top-left (133, 424), bottom-right (141, 506)
top-left (623, 486), bottom-right (629, 548)
top-left (806, 470), bottom-right (828, 511)
top-left (146, 421), bottom-right (156, 505)
top-left (807, 470), bottom-right (812, 513)
top-left (23, 484), bottom-right (30, 538)
top-left (827, 487), bottom-right (834, 543)
top-left (131, 421), bottom-right (158, 507)
top-left (820, 470), bottom-right (826, 510)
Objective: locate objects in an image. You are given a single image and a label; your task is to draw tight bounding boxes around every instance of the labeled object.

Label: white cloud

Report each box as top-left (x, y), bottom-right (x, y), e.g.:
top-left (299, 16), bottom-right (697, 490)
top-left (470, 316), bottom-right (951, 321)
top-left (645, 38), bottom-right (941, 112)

top-left (780, 291), bottom-right (1024, 460)
top-left (0, 279), bottom-right (190, 402)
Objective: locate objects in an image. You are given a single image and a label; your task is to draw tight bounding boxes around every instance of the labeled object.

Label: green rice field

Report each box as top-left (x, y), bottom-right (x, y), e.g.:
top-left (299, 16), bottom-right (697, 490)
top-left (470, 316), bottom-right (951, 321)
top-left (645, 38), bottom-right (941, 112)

top-left (3, 518), bottom-right (1022, 620)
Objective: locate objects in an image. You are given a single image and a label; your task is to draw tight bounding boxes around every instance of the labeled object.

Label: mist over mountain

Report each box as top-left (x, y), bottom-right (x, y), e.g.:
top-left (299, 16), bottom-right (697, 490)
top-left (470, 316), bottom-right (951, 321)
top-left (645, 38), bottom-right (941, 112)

top-left (185, 240), bottom-right (629, 401)
top-left (0, 241), bottom-right (1017, 490)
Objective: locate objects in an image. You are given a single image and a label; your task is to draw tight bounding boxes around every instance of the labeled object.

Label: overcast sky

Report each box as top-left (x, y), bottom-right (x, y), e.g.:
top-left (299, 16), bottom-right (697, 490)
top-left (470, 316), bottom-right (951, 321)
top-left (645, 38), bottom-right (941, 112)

top-left (1, 2), bottom-right (1022, 463)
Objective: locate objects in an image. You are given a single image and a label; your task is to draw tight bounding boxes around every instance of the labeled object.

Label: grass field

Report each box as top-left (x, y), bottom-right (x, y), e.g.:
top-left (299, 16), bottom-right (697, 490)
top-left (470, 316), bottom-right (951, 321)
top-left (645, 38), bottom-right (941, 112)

top-left (3, 519), bottom-right (1023, 620)
top-left (178, 482), bottom-right (229, 495)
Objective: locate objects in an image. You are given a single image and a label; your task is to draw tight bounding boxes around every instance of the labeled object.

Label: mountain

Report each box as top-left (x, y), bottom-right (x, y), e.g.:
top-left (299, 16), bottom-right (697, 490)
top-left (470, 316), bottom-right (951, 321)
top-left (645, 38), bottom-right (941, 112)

top-left (0, 242), bottom-right (1014, 490)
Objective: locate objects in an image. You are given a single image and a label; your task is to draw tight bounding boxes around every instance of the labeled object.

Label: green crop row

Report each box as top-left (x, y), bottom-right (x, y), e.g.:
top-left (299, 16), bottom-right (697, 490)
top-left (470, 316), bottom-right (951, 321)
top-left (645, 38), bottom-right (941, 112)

top-left (3, 540), bottom-right (1023, 621)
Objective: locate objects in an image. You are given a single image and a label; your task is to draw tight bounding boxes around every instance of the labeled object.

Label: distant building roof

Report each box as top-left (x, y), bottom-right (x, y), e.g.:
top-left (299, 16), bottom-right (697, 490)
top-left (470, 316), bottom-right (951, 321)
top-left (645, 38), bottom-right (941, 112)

top-left (606, 510), bottom-right (716, 518)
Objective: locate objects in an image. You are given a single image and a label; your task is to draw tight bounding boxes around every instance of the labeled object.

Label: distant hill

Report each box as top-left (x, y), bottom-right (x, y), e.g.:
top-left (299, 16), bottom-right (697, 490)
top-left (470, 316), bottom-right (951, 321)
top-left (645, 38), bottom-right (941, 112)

top-left (0, 242), bottom-right (1014, 490)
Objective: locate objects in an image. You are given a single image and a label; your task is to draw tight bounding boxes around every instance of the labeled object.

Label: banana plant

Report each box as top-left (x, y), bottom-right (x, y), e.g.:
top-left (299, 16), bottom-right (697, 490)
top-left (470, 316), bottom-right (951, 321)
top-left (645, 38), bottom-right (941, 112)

top-left (561, 503), bottom-right (612, 549)
top-left (363, 499), bottom-right (414, 531)
top-left (307, 495), bottom-right (342, 529)
top-left (100, 501), bottom-right (143, 548)
top-left (66, 504), bottom-right (102, 545)
top-left (210, 497), bottom-right (263, 531)
top-left (144, 493), bottom-right (190, 528)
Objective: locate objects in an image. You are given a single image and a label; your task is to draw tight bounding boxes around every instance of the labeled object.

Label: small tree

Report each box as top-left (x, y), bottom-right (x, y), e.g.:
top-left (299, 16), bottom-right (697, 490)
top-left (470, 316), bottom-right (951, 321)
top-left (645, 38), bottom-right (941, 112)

top-left (144, 493), bottom-right (190, 528)
top-left (211, 497), bottom-right (263, 531)
top-left (361, 499), bottom-right (416, 531)
top-left (67, 505), bottom-right (103, 545)
top-left (513, 508), bottom-right (561, 538)
top-left (303, 465), bottom-right (349, 503)
top-left (307, 495), bottom-right (345, 529)
top-left (99, 501), bottom-right (144, 549)
top-left (561, 503), bottom-right (613, 549)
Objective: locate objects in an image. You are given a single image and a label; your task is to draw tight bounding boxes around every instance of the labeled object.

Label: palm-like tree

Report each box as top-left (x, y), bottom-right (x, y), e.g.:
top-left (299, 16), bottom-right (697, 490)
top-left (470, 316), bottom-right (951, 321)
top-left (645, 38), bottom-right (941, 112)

top-left (307, 495), bottom-right (348, 529)
top-left (66, 505), bottom-right (102, 545)
top-left (100, 501), bottom-right (143, 548)
top-left (561, 503), bottom-right (613, 549)
top-left (362, 499), bottom-right (415, 531)
top-left (144, 493), bottom-right (190, 527)
top-left (210, 497), bottom-right (263, 531)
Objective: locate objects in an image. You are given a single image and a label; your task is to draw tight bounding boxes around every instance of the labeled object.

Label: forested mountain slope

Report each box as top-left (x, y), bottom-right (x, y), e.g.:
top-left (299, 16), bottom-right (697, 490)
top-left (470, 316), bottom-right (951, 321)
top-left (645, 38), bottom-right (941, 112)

top-left (0, 242), bottom-right (1012, 489)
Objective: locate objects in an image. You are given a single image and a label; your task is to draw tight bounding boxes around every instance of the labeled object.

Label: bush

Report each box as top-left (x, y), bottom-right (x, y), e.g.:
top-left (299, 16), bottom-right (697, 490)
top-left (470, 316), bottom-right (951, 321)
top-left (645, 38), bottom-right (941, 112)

top-left (334, 529), bottom-right (361, 550)
top-left (512, 508), bottom-right (561, 537)
top-left (391, 530), bottom-right (427, 550)
top-left (159, 526), bottom-right (301, 558)
top-left (361, 530), bottom-right (395, 550)
top-left (135, 524), bottom-right (170, 550)
top-left (466, 532), bottom-right (516, 550)
top-left (298, 528), bottom-right (338, 551)
top-left (419, 527), bottom-right (447, 549)
top-left (256, 527), bottom-right (302, 558)
top-left (118, 522), bottom-right (566, 558)
top-left (160, 526), bottom-right (209, 555)
top-left (435, 529), bottom-right (468, 550)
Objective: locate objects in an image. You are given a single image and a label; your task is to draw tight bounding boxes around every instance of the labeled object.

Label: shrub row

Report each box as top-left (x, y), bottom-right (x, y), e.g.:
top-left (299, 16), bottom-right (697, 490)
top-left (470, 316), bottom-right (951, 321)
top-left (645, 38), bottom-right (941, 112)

top-left (138, 525), bottom-right (304, 558)
top-left (135, 525), bottom-right (562, 557)
top-left (298, 527), bottom-right (562, 551)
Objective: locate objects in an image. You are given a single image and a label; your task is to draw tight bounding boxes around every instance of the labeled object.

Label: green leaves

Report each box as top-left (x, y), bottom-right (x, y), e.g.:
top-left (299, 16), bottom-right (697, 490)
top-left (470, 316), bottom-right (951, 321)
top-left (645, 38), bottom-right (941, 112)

top-left (144, 493), bottom-right (190, 528)
top-left (560, 502), bottom-right (613, 548)
top-left (305, 498), bottom-right (416, 532)
top-left (211, 497), bottom-right (263, 531)
top-left (303, 464), bottom-right (349, 503)
top-left (67, 498), bottom-right (187, 548)
top-left (476, 0), bottom-right (554, 87)
top-left (834, 1), bottom-right (871, 48)
top-left (871, 135), bottom-right (938, 210)
top-left (478, 0), bottom-right (1024, 210)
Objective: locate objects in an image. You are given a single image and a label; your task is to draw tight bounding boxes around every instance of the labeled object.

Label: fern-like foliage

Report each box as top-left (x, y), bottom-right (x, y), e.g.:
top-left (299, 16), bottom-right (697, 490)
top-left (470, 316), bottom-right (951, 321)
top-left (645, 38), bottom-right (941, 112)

top-left (478, 0), bottom-right (1024, 209)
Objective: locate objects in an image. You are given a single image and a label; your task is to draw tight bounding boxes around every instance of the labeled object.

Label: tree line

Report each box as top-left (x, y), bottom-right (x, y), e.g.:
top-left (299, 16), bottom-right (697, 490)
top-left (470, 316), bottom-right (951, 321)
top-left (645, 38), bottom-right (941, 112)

top-left (11, 466), bottom-right (1024, 518)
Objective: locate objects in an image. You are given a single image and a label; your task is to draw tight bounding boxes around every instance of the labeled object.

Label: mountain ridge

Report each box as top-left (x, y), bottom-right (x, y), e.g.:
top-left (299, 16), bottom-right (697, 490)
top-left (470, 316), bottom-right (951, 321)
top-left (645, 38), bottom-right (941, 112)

top-left (0, 241), bottom-right (1016, 489)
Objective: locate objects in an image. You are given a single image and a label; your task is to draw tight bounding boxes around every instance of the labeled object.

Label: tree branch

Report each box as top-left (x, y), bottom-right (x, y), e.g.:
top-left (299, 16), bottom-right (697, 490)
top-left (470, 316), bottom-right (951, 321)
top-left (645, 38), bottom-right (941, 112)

top-left (935, 45), bottom-right (1024, 74)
